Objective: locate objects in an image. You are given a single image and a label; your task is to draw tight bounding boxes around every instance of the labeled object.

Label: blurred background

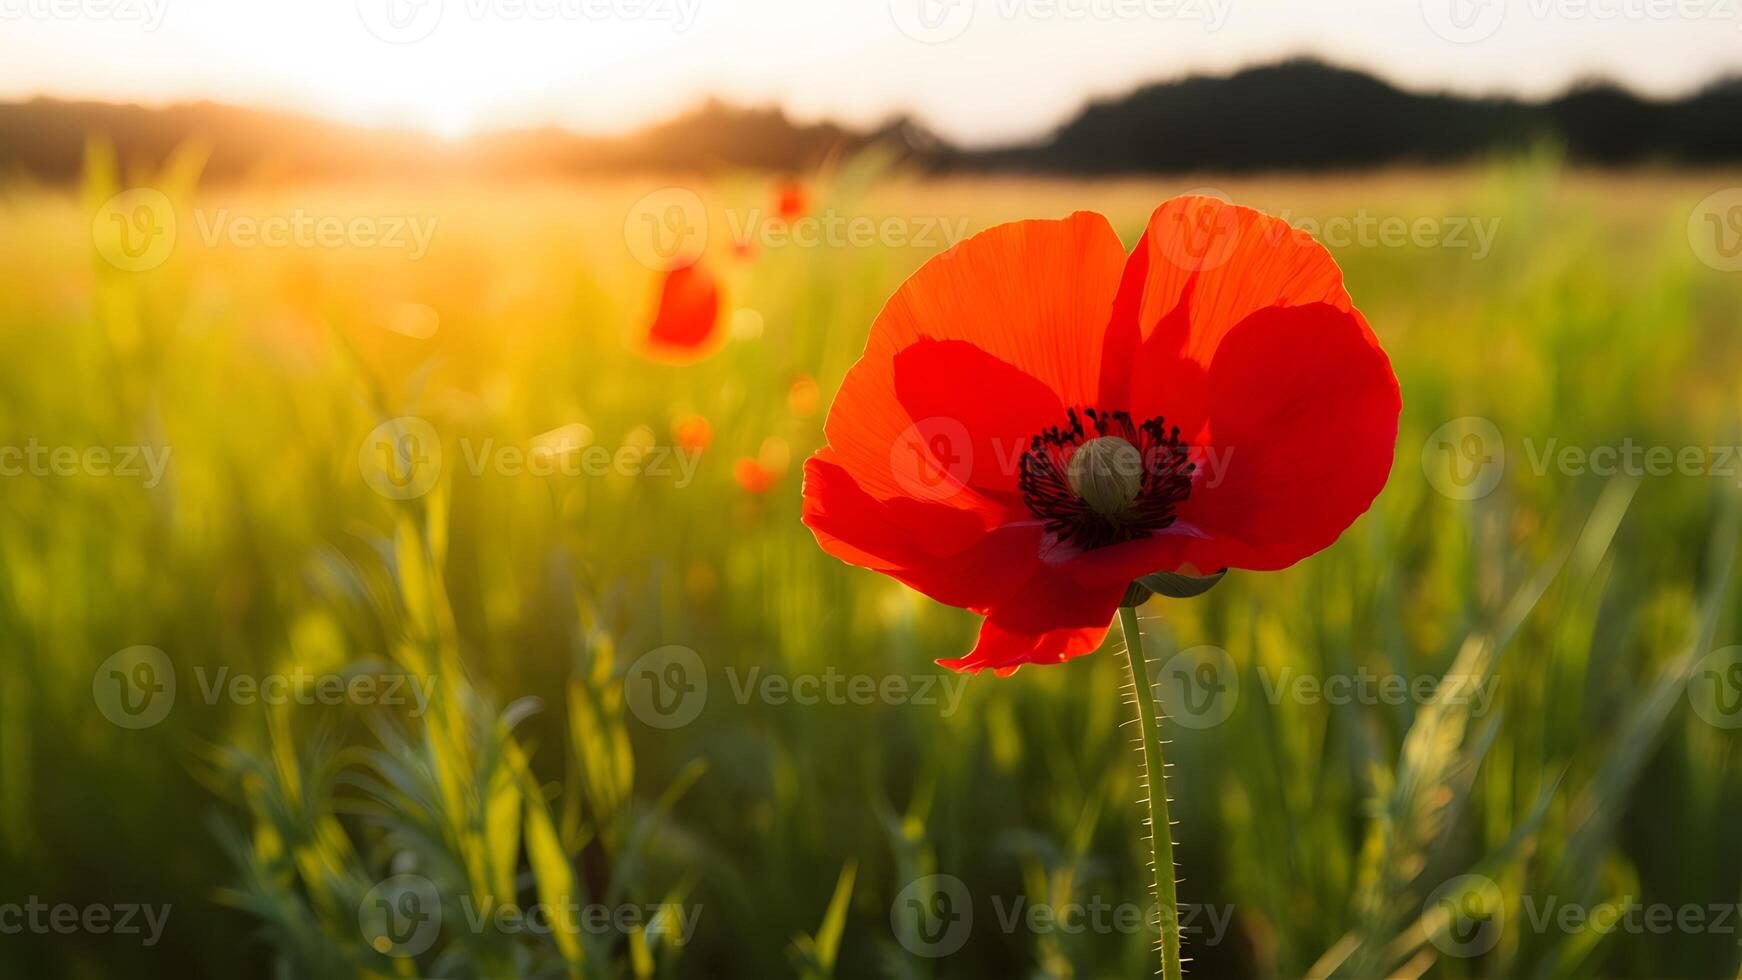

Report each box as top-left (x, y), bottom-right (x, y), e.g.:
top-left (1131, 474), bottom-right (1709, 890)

top-left (2, 2), bottom-right (1741, 977)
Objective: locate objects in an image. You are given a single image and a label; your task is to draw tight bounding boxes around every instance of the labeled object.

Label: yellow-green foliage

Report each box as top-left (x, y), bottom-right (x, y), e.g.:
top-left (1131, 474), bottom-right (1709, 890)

top-left (0, 151), bottom-right (1739, 978)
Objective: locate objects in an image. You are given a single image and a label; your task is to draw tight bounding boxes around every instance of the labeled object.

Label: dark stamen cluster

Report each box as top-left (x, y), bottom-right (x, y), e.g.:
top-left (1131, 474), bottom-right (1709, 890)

top-left (1018, 408), bottom-right (1195, 551)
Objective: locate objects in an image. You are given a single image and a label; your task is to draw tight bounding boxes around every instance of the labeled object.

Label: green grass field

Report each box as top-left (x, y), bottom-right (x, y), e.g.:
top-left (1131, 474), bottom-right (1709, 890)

top-left (2, 151), bottom-right (1741, 978)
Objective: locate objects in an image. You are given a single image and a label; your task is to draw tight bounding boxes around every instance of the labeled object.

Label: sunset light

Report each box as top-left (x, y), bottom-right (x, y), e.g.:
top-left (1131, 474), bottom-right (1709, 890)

top-left (2, 0), bottom-right (1739, 142)
top-left (3, 2), bottom-right (1740, 978)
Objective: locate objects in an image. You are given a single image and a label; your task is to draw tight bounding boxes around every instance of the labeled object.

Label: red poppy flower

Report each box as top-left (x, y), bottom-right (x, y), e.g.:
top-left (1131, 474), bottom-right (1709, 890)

top-left (672, 413), bottom-right (714, 453)
top-left (775, 179), bottom-right (809, 222)
top-left (734, 458), bottom-right (779, 494)
top-left (788, 374), bottom-right (821, 418)
top-left (644, 259), bottom-right (722, 361)
top-left (801, 196), bottom-right (1400, 674)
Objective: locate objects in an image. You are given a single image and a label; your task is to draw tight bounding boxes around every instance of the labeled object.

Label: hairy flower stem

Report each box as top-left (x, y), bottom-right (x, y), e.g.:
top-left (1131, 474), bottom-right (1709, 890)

top-left (1117, 602), bottom-right (1183, 980)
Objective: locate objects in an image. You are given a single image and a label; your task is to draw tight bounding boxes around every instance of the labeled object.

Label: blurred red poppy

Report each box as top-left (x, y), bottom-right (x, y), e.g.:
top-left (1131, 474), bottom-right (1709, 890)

top-left (734, 458), bottom-right (778, 494)
top-left (775, 180), bottom-right (808, 222)
top-left (644, 259), bottom-right (722, 361)
top-left (801, 196), bottom-right (1401, 674)
top-left (787, 374), bottom-right (821, 418)
top-left (672, 413), bottom-right (713, 453)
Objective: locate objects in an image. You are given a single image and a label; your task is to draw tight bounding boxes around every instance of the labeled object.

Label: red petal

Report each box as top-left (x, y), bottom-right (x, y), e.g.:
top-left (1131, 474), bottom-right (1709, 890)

top-left (801, 455), bottom-right (1041, 610)
top-left (1101, 195), bottom-right (1351, 429)
top-left (1062, 532), bottom-right (1192, 589)
top-left (940, 622), bottom-right (1111, 675)
top-left (891, 339), bottom-right (1065, 503)
top-left (645, 261), bottom-right (721, 361)
top-left (819, 212), bottom-right (1126, 509)
top-left (1176, 302), bottom-right (1400, 572)
top-left (940, 576), bottom-right (1124, 674)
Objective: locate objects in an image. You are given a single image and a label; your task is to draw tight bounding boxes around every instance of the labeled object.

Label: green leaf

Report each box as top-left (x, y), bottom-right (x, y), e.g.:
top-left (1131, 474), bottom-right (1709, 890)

top-left (1133, 568), bottom-right (1228, 600)
top-left (812, 859), bottom-right (858, 974)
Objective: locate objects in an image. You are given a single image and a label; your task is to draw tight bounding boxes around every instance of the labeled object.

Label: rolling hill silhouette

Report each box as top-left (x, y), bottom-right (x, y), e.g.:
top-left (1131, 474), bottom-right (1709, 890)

top-left (3, 59), bottom-right (1738, 182)
top-left (971, 60), bottom-right (1742, 172)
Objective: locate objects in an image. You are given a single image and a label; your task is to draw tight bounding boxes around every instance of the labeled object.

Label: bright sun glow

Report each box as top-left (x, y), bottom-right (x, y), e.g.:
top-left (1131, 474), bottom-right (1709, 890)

top-left (0, 0), bottom-right (1737, 143)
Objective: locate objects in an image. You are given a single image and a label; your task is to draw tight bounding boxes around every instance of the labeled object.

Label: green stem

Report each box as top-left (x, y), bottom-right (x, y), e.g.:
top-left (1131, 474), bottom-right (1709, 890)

top-left (1117, 603), bottom-right (1183, 980)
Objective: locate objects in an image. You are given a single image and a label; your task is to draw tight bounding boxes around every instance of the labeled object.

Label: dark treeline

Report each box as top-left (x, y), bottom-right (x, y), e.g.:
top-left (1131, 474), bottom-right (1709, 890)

top-left (3, 59), bottom-right (1739, 182)
top-left (969, 60), bottom-right (1742, 173)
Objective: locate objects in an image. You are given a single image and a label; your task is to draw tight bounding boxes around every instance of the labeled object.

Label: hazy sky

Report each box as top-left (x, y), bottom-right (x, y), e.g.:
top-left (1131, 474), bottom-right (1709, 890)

top-left (1, 0), bottom-right (1737, 144)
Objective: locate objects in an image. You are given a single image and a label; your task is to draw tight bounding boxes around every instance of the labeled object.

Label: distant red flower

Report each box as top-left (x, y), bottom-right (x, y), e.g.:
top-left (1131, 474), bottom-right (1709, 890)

top-left (672, 413), bottom-right (713, 453)
top-left (787, 374), bottom-right (821, 418)
top-left (734, 458), bottom-right (779, 494)
top-left (644, 260), bottom-right (721, 361)
top-left (801, 196), bottom-right (1400, 674)
top-left (775, 180), bottom-right (809, 222)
